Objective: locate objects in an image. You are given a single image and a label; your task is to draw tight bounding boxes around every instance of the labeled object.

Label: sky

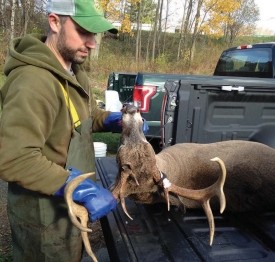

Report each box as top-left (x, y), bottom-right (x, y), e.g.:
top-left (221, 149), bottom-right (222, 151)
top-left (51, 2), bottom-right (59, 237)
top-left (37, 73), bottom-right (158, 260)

top-left (254, 0), bottom-right (275, 34)
top-left (169, 0), bottom-right (275, 35)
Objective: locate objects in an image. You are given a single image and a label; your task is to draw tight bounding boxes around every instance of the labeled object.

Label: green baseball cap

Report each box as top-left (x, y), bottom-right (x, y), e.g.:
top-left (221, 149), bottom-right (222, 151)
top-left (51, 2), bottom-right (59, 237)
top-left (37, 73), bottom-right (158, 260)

top-left (46, 0), bottom-right (118, 34)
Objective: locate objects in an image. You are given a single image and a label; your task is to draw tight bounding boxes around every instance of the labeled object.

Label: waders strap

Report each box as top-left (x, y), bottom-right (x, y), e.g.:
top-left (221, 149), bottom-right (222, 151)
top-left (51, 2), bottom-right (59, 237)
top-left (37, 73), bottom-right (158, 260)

top-left (59, 83), bottom-right (81, 129)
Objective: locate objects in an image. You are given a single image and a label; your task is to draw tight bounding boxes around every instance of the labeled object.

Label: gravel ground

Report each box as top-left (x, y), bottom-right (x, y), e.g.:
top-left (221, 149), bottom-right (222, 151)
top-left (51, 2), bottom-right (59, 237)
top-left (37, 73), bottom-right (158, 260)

top-left (0, 179), bottom-right (107, 261)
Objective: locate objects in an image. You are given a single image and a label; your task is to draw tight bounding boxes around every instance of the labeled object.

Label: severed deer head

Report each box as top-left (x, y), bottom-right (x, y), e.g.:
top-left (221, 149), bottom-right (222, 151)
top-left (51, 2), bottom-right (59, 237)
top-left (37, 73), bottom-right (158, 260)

top-left (64, 104), bottom-right (275, 260)
top-left (111, 104), bottom-right (226, 245)
top-left (112, 104), bottom-right (275, 246)
top-left (63, 104), bottom-right (225, 261)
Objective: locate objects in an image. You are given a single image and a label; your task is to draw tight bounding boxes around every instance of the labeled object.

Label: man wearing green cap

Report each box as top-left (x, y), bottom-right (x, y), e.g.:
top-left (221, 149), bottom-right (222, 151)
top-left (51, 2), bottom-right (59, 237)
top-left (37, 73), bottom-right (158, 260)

top-left (0, 0), bottom-right (121, 261)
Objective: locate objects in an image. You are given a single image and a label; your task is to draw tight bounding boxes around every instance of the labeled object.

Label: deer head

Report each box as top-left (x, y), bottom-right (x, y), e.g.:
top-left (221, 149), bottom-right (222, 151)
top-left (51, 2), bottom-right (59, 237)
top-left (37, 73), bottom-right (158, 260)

top-left (63, 104), bottom-right (226, 259)
top-left (112, 104), bottom-right (227, 245)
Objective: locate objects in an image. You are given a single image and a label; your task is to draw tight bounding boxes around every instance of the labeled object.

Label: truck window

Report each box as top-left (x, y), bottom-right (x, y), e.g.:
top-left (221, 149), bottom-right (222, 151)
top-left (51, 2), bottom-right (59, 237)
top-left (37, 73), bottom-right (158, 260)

top-left (214, 48), bottom-right (272, 78)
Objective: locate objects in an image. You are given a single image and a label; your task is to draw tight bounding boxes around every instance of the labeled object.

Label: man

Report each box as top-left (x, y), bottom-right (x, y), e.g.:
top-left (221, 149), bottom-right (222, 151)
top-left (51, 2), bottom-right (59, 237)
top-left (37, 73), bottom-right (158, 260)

top-left (0, 0), bottom-right (121, 261)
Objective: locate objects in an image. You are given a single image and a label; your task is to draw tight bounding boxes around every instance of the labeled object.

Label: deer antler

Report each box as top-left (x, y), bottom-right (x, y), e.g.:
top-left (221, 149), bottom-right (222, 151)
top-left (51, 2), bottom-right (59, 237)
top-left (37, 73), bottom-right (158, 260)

top-left (161, 157), bottom-right (226, 245)
top-left (64, 172), bottom-right (98, 262)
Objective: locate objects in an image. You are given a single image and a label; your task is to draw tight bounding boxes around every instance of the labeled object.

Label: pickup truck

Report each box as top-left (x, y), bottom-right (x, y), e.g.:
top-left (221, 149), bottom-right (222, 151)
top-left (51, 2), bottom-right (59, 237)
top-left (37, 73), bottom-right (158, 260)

top-left (107, 72), bottom-right (137, 103)
top-left (96, 156), bottom-right (275, 261)
top-left (97, 79), bottom-right (275, 261)
top-left (107, 42), bottom-right (275, 150)
top-left (97, 43), bottom-right (275, 261)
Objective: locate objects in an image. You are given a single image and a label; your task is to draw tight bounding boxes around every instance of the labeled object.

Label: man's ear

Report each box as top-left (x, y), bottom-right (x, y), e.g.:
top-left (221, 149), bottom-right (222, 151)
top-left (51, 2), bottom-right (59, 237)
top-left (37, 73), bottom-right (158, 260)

top-left (48, 13), bottom-right (61, 33)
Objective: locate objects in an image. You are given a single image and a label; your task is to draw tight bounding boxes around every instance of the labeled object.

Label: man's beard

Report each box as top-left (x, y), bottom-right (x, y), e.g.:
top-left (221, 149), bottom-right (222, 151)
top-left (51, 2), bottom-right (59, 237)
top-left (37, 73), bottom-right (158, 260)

top-left (57, 27), bottom-right (90, 64)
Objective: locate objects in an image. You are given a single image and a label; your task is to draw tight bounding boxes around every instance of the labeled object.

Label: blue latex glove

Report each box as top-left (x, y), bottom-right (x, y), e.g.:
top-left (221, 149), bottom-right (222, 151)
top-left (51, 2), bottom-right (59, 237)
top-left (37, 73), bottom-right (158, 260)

top-left (104, 112), bottom-right (149, 134)
top-left (103, 112), bottom-right (122, 132)
top-left (55, 167), bottom-right (117, 222)
top-left (142, 118), bottom-right (149, 134)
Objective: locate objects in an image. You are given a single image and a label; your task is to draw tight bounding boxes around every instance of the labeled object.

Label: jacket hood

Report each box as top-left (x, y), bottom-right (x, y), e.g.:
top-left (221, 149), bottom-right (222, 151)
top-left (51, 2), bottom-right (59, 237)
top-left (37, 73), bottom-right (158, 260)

top-left (4, 34), bottom-right (82, 87)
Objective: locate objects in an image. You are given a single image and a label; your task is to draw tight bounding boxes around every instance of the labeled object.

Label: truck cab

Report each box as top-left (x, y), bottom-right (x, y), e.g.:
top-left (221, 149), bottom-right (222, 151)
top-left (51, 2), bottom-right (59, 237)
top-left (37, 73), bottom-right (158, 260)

top-left (214, 43), bottom-right (275, 78)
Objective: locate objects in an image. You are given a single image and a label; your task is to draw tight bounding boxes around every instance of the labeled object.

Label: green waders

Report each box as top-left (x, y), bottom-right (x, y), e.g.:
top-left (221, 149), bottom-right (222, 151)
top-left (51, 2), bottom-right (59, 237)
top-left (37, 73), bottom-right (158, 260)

top-left (8, 119), bottom-right (96, 262)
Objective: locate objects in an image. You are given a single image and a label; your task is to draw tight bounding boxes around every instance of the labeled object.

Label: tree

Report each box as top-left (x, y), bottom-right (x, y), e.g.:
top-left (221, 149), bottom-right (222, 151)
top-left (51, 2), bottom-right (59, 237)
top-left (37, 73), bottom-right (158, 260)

top-left (10, 0), bottom-right (16, 40)
top-left (151, 0), bottom-right (161, 61)
top-left (22, 0), bottom-right (31, 36)
top-left (135, 0), bottom-right (142, 61)
top-left (161, 0), bottom-right (169, 53)
top-left (223, 0), bottom-right (259, 44)
top-left (0, 0), bottom-right (263, 68)
top-left (176, 0), bottom-right (242, 66)
top-left (189, 0), bottom-right (203, 65)
top-left (177, 0), bottom-right (194, 63)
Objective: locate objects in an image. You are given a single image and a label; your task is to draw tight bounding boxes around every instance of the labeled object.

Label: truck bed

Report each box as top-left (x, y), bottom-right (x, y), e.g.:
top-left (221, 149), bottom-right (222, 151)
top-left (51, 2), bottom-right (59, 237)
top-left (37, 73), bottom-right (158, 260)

top-left (96, 157), bottom-right (275, 261)
top-left (163, 77), bottom-right (275, 148)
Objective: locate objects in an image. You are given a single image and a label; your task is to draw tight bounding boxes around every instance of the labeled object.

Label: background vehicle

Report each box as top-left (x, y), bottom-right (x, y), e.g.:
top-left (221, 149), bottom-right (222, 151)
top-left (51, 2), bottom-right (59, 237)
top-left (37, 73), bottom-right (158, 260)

top-left (107, 43), bottom-right (275, 151)
top-left (99, 43), bottom-right (275, 261)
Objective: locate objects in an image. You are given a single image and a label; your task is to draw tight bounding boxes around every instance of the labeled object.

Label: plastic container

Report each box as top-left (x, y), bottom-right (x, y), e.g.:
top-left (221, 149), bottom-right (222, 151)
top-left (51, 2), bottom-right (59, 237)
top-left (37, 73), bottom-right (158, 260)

top-left (93, 142), bottom-right (107, 157)
top-left (105, 90), bottom-right (122, 112)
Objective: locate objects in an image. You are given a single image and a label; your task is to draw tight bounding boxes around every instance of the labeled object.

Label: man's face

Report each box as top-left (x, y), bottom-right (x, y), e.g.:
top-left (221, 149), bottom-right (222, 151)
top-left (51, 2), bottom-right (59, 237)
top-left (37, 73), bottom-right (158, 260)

top-left (56, 17), bottom-right (96, 64)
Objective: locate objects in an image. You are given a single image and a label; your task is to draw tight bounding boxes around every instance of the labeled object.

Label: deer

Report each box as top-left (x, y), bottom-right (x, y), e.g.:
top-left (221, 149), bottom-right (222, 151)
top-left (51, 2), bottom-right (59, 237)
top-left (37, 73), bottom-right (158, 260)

top-left (111, 104), bottom-right (275, 243)
top-left (64, 104), bottom-right (275, 261)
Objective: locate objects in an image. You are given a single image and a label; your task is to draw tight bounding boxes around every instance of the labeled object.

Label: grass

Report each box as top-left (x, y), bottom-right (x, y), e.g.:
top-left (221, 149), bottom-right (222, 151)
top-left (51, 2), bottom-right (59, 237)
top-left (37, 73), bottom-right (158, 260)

top-left (0, 253), bottom-right (12, 262)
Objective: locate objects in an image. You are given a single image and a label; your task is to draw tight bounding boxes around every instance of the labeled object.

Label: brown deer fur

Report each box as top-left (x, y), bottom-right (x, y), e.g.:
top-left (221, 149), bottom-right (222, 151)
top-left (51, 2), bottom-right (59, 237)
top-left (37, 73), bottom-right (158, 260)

top-left (65, 104), bottom-right (275, 256)
top-left (112, 104), bottom-right (275, 214)
top-left (157, 141), bottom-right (275, 212)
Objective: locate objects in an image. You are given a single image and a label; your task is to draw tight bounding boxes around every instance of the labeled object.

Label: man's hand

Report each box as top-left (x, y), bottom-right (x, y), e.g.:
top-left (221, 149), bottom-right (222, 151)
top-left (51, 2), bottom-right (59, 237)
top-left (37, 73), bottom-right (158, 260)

top-left (55, 167), bottom-right (117, 222)
top-left (103, 112), bottom-right (122, 132)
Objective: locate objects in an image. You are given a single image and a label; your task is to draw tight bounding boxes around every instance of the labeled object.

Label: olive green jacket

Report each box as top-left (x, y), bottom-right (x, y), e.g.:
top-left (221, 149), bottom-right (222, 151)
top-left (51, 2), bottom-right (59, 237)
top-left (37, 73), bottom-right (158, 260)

top-left (0, 34), bottom-right (109, 195)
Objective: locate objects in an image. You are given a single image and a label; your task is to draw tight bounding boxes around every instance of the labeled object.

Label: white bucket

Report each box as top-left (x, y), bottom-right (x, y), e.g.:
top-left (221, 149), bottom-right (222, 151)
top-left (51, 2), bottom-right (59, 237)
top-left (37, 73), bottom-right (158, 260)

top-left (93, 142), bottom-right (107, 157)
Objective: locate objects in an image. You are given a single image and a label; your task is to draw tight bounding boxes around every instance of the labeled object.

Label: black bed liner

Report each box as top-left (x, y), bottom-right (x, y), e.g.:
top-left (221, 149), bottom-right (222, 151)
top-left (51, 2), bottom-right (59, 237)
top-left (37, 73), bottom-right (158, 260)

top-left (96, 157), bottom-right (275, 262)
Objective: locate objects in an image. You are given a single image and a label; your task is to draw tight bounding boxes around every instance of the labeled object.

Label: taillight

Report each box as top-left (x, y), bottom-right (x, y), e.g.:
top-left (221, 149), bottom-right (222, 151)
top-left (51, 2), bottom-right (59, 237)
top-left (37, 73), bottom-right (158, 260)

top-left (133, 85), bottom-right (157, 112)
